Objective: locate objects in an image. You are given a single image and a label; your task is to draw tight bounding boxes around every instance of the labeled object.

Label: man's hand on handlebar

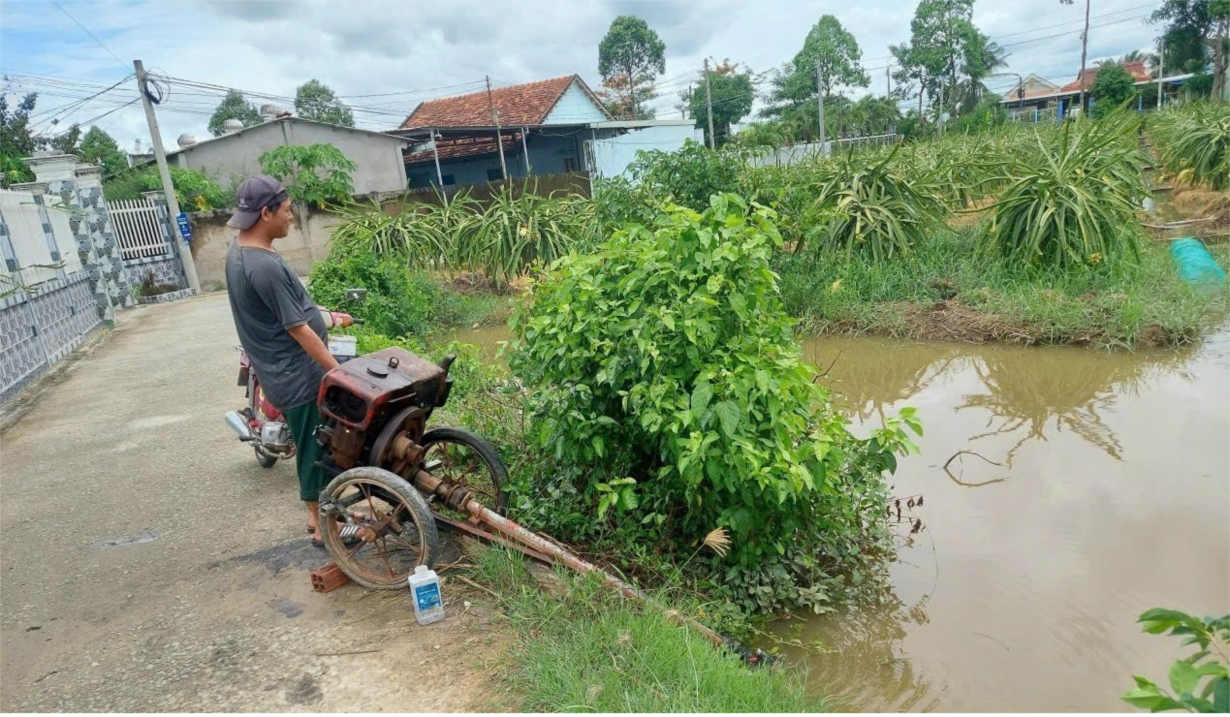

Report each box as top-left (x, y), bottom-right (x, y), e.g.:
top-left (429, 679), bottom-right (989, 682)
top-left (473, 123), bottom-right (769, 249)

top-left (318, 308), bottom-right (362, 329)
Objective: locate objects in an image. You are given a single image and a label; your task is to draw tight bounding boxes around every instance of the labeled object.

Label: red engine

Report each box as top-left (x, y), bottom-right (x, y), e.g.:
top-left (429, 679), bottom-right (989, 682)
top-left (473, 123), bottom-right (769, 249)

top-left (315, 348), bottom-right (454, 473)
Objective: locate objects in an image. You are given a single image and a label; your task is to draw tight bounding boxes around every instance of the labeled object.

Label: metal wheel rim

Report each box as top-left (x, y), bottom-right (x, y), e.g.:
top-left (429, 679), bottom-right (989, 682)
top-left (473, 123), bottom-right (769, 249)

top-left (321, 476), bottom-right (430, 587)
top-left (422, 438), bottom-right (503, 518)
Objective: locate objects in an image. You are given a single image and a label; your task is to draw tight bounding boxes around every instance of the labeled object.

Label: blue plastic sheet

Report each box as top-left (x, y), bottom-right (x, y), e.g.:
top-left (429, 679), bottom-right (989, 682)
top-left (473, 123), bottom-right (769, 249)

top-left (1170, 238), bottom-right (1226, 286)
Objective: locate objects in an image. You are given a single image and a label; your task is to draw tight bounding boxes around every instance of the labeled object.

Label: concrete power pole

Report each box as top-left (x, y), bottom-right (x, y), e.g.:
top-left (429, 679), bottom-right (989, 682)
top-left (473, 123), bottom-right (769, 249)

top-left (133, 60), bottom-right (200, 293)
top-left (703, 59), bottom-right (716, 150)
top-left (816, 60), bottom-right (826, 155)
top-left (486, 76), bottom-right (508, 180)
top-left (1158, 39), bottom-right (1165, 109)
top-left (1077, 0), bottom-right (1091, 113)
top-left (886, 66), bottom-right (891, 96)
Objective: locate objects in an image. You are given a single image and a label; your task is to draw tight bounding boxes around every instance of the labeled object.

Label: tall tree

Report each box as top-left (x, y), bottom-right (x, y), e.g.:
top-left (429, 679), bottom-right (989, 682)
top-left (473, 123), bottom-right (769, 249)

top-left (890, 41), bottom-right (939, 120)
top-left (1150, 0), bottom-right (1230, 98)
top-left (955, 34), bottom-right (1009, 113)
top-left (598, 15), bottom-right (666, 119)
top-left (294, 79), bottom-right (355, 127)
top-left (768, 15), bottom-right (869, 111)
top-left (0, 92), bottom-right (38, 186)
top-left (78, 126), bottom-right (128, 176)
top-left (207, 90), bottom-right (261, 137)
top-left (906, 0), bottom-right (984, 123)
top-left (683, 60), bottom-right (755, 147)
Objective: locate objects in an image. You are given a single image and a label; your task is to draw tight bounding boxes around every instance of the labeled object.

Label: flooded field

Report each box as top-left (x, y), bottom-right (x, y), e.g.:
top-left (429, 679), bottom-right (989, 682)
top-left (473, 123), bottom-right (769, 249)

top-left (451, 324), bottom-right (1230, 712)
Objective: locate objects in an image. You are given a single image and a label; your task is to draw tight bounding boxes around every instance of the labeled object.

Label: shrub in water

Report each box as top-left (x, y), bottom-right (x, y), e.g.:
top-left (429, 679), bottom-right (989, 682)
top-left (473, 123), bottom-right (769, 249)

top-left (508, 195), bottom-right (920, 612)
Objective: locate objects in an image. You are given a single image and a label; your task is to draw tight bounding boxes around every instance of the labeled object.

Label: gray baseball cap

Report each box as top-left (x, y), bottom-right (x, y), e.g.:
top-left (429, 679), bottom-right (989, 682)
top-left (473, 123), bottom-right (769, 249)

top-left (227, 175), bottom-right (289, 229)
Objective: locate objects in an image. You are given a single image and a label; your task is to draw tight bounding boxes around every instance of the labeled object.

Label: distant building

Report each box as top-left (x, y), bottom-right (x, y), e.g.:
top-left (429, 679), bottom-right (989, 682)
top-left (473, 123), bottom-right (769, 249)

top-left (393, 74), bottom-right (701, 189)
top-left (150, 117), bottom-right (410, 195)
top-left (999, 61), bottom-right (1194, 122)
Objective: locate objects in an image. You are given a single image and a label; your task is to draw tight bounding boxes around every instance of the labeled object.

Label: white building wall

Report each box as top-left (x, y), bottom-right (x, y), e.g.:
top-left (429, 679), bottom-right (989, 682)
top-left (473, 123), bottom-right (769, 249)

top-left (587, 125), bottom-right (704, 179)
top-left (543, 82), bottom-right (608, 125)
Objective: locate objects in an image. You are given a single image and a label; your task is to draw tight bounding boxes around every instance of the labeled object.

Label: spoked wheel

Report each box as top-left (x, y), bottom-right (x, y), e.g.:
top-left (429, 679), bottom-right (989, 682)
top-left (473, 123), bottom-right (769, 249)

top-left (318, 467), bottom-right (439, 590)
top-left (420, 427), bottom-right (509, 519)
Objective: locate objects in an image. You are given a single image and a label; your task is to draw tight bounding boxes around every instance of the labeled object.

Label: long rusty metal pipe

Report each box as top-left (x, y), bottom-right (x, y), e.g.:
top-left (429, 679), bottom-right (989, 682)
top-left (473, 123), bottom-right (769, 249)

top-left (412, 468), bottom-right (751, 656)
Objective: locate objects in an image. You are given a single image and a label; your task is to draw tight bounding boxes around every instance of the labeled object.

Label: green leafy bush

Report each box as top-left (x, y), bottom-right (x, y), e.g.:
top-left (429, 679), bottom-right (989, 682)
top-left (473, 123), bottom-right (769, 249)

top-left (1122, 608), bottom-right (1228, 713)
top-left (980, 111), bottom-right (1147, 270)
top-left (626, 139), bottom-right (743, 212)
top-left (307, 237), bottom-right (442, 337)
top-left (259, 143), bottom-right (357, 206)
top-left (103, 166), bottom-right (230, 210)
top-left (508, 195), bottom-right (919, 613)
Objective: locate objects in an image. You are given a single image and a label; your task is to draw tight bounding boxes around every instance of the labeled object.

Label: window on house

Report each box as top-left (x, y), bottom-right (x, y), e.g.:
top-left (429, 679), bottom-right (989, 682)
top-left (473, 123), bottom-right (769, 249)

top-left (441, 174), bottom-right (456, 186)
top-left (562, 157), bottom-right (577, 172)
top-left (408, 172), bottom-right (430, 189)
top-left (487, 168), bottom-right (503, 182)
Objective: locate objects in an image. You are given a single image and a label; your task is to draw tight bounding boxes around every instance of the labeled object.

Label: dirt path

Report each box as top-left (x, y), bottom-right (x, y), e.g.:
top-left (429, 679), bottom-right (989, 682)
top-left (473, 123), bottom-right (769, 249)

top-left (0, 292), bottom-right (505, 712)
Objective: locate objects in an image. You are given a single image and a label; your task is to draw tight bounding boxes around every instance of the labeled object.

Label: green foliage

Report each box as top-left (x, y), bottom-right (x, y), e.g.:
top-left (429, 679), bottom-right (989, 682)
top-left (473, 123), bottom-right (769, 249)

top-left (329, 185), bottom-right (596, 288)
top-left (258, 143), bottom-right (357, 206)
top-left (769, 14), bottom-right (869, 111)
top-left (1151, 101), bottom-right (1230, 190)
top-left (1090, 63), bottom-right (1139, 116)
top-left (308, 239), bottom-right (442, 338)
top-left (508, 196), bottom-right (918, 612)
top-left (0, 92), bottom-right (37, 186)
top-left (803, 146), bottom-right (946, 259)
top-left (294, 79), bottom-right (355, 127)
top-left (626, 140), bottom-right (743, 212)
top-left (483, 551), bottom-right (826, 713)
top-left (1149, 0), bottom-right (1230, 96)
top-left (893, 0), bottom-right (989, 123)
top-left (980, 111), bottom-right (1147, 271)
top-left (207, 90), bottom-right (261, 137)
top-left (684, 60), bottom-right (755, 146)
top-left (598, 15), bottom-right (667, 120)
top-left (103, 166), bottom-right (230, 210)
top-left (1122, 608), bottom-right (1229, 713)
top-left (42, 123), bottom-right (81, 155)
top-left (953, 94), bottom-right (1007, 133)
top-left (776, 230), bottom-right (1221, 350)
top-left (78, 126), bottom-right (128, 176)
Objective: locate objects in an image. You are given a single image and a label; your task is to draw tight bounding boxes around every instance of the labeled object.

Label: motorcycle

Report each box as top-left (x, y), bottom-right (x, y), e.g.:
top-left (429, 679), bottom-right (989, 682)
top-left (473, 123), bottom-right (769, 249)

top-left (224, 289), bottom-right (366, 468)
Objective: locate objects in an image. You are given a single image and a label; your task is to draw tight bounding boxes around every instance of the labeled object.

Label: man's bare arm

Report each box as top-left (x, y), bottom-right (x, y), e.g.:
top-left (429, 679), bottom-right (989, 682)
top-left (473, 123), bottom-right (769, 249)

top-left (287, 324), bottom-right (339, 371)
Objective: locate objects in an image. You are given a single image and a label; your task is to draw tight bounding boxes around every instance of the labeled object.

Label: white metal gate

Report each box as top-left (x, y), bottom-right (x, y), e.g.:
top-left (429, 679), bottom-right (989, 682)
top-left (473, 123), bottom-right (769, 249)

top-left (110, 197), bottom-right (172, 259)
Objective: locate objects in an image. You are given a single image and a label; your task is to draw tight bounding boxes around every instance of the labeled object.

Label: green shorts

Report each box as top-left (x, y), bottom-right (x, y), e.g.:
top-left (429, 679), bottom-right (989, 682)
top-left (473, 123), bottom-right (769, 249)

top-left (282, 401), bottom-right (327, 502)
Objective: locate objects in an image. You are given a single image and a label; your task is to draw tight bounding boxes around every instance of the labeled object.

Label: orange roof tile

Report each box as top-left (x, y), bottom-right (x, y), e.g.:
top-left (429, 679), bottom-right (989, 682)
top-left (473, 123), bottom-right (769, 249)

top-left (400, 75), bottom-right (601, 129)
top-left (1059, 61), bottom-right (1152, 92)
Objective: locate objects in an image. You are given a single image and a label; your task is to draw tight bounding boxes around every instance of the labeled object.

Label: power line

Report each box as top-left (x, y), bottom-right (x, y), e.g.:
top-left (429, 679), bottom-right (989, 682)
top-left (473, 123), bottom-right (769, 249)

top-left (50, 0), bottom-right (129, 72)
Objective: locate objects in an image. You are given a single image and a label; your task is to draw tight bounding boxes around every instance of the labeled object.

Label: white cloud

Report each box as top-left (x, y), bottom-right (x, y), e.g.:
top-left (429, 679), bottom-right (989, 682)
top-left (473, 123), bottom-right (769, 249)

top-left (0, 0), bottom-right (1164, 152)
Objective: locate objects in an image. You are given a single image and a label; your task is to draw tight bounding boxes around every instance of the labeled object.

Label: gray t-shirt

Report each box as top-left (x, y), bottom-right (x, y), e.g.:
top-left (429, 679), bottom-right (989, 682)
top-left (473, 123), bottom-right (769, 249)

top-left (225, 240), bottom-right (328, 410)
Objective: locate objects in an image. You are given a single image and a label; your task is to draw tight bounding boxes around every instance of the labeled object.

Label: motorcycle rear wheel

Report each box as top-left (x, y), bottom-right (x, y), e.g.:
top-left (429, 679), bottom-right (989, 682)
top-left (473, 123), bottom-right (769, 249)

top-left (319, 467), bottom-right (439, 590)
top-left (254, 446), bottom-right (278, 469)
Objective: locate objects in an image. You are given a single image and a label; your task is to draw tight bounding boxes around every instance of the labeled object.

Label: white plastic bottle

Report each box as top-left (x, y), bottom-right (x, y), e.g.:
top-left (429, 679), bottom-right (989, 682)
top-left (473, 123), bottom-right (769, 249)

top-left (408, 564), bottom-right (445, 625)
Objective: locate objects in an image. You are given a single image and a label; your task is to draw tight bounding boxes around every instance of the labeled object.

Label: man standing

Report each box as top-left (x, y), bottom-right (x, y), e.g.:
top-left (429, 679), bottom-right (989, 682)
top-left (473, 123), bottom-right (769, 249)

top-left (224, 176), bottom-right (346, 545)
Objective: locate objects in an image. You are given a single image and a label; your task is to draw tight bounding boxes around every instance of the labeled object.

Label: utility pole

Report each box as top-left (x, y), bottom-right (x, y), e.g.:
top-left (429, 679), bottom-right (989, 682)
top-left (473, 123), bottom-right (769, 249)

top-left (1157, 38), bottom-right (1165, 109)
top-left (486, 76), bottom-right (508, 180)
top-left (683, 83), bottom-right (692, 119)
top-left (703, 59), bottom-right (716, 150)
top-left (1077, 0), bottom-right (1091, 113)
top-left (133, 60), bottom-right (200, 293)
top-left (816, 60), bottom-right (826, 155)
top-left (886, 66), bottom-right (891, 96)
top-left (937, 83), bottom-right (946, 135)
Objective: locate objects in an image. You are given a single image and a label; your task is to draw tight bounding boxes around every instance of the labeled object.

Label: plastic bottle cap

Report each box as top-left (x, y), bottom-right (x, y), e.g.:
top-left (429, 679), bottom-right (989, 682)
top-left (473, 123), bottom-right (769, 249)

top-left (414, 565), bottom-right (427, 574)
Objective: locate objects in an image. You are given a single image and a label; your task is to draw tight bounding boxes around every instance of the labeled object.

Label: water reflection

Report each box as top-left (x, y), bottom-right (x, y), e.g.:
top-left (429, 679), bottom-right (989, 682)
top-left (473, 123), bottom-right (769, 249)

top-left (802, 335), bottom-right (1199, 462)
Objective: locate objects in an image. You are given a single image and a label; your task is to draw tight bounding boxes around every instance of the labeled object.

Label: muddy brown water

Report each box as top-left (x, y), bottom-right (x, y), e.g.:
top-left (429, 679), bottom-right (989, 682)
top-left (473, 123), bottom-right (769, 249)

top-left (450, 324), bottom-right (1230, 713)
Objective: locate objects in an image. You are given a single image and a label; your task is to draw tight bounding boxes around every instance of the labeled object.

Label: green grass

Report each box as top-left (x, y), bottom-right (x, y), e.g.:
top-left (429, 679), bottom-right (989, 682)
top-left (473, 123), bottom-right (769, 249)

top-left (471, 548), bottom-right (824, 713)
top-left (776, 229), bottom-right (1229, 350)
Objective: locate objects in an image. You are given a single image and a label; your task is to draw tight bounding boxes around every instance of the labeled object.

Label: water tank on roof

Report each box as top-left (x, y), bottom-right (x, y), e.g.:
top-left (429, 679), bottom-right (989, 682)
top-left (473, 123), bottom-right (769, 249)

top-left (222, 119), bottom-right (244, 134)
top-left (176, 133), bottom-right (196, 148)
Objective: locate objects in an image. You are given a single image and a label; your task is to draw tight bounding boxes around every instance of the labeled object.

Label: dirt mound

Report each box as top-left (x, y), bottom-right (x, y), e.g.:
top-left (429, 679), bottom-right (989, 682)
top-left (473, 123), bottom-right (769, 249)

top-left (1173, 189), bottom-right (1230, 238)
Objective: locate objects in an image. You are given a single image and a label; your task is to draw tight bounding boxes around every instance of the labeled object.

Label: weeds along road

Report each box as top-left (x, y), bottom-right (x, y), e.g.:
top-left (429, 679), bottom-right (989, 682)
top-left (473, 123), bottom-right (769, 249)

top-left (0, 292), bottom-right (502, 712)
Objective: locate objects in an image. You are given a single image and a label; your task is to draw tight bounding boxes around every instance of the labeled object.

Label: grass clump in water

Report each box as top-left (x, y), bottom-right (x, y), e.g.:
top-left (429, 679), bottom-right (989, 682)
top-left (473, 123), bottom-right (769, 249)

top-left (472, 548), bottom-right (824, 713)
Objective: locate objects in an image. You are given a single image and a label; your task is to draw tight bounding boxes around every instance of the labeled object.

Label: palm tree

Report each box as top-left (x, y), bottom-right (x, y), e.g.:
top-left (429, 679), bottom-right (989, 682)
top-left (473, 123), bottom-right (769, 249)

top-left (957, 39), bottom-right (1010, 114)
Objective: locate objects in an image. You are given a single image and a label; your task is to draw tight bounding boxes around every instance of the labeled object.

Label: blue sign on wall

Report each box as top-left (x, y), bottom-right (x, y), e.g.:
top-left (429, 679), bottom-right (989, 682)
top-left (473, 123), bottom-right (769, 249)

top-left (175, 213), bottom-right (193, 243)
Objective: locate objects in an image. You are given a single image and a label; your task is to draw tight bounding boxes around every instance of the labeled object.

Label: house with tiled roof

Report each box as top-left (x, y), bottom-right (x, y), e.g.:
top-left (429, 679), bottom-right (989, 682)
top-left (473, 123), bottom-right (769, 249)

top-left (999, 61), bottom-right (1196, 122)
top-left (391, 74), bottom-right (701, 190)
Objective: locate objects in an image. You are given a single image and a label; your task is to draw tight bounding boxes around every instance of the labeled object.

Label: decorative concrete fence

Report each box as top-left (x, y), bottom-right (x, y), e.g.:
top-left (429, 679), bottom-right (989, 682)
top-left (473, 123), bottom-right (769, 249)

top-left (0, 154), bottom-right (189, 403)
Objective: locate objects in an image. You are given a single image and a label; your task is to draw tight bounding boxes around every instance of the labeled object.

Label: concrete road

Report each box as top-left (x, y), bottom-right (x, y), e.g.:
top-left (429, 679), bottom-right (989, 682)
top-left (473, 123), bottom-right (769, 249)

top-left (0, 293), bottom-right (503, 712)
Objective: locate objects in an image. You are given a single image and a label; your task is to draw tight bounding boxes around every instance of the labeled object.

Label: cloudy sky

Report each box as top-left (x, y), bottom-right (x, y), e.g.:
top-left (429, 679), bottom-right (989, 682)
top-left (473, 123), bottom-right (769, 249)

top-left (1, 0), bottom-right (1163, 153)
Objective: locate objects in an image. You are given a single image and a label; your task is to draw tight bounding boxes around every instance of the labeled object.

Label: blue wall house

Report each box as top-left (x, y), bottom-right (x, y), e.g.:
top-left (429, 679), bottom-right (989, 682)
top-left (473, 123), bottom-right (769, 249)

top-left (392, 75), bottom-right (701, 189)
